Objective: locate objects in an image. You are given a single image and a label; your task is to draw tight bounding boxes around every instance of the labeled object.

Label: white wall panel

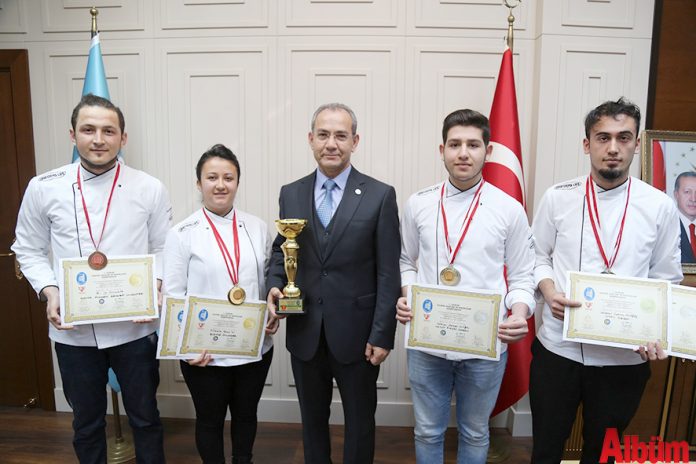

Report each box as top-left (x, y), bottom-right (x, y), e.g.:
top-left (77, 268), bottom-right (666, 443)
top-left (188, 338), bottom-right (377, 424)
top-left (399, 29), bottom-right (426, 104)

top-left (531, 35), bottom-right (652, 208)
top-left (159, 0), bottom-right (270, 31)
top-left (280, 39), bottom-right (403, 188)
top-left (408, 0), bottom-right (535, 38)
top-left (403, 38), bottom-right (536, 212)
top-left (541, 0), bottom-right (654, 37)
top-left (41, 0), bottom-right (146, 33)
top-left (161, 41), bottom-right (272, 225)
top-left (0, 0), bottom-right (27, 34)
top-left (39, 43), bottom-right (150, 173)
top-left (280, 0), bottom-right (403, 33)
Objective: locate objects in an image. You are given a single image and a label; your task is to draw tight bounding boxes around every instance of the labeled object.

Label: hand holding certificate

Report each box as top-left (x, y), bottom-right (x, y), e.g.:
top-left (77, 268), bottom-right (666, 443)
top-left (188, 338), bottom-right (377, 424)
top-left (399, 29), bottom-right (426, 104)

top-left (60, 254), bottom-right (158, 325)
top-left (177, 295), bottom-right (267, 360)
top-left (563, 272), bottom-right (670, 351)
top-left (405, 284), bottom-right (502, 360)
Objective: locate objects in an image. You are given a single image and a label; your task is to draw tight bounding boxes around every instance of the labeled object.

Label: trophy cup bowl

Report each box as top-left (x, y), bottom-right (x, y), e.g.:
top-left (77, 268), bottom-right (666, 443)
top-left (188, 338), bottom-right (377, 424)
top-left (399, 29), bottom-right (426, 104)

top-left (275, 219), bottom-right (307, 314)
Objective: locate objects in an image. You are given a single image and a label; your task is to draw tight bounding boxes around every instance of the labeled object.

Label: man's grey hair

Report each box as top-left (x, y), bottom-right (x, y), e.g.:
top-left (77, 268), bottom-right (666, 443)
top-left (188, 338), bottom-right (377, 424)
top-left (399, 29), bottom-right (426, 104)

top-left (310, 103), bottom-right (358, 135)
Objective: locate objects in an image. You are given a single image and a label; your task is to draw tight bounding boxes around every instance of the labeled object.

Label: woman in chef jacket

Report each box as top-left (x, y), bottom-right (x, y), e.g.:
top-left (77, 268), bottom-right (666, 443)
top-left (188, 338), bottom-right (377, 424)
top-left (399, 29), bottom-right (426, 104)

top-left (163, 143), bottom-right (277, 464)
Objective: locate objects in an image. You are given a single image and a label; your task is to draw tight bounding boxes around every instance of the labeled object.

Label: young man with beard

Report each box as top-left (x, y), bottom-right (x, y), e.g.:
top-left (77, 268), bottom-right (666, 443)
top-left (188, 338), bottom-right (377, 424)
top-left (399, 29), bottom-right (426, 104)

top-left (13, 94), bottom-right (171, 463)
top-left (529, 98), bottom-right (682, 463)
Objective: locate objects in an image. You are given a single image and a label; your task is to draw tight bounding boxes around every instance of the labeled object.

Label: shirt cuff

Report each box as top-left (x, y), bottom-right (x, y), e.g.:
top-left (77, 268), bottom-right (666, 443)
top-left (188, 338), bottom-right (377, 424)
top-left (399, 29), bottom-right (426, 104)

top-left (400, 270), bottom-right (417, 288)
top-left (504, 289), bottom-right (536, 318)
top-left (534, 264), bottom-right (555, 287)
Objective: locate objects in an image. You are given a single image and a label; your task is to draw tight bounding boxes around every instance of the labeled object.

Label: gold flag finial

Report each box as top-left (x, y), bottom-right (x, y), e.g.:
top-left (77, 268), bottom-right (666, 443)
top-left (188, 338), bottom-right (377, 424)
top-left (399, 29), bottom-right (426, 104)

top-left (503, 0), bottom-right (520, 52)
top-left (90, 7), bottom-right (98, 37)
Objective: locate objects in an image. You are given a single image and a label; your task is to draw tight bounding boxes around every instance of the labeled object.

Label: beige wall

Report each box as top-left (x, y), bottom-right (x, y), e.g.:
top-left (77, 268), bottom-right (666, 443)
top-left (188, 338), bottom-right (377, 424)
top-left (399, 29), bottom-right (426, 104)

top-left (0, 0), bottom-right (655, 434)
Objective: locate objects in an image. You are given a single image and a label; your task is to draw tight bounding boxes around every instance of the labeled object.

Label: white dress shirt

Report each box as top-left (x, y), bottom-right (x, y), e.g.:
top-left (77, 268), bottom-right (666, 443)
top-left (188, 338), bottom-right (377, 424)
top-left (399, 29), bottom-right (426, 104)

top-left (163, 207), bottom-right (273, 367)
top-left (13, 162), bottom-right (173, 348)
top-left (533, 176), bottom-right (683, 366)
top-left (400, 180), bottom-right (536, 361)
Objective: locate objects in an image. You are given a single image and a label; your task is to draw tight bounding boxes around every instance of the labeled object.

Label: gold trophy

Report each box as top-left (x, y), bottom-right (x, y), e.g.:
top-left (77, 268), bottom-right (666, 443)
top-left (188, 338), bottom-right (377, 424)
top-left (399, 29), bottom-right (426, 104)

top-left (275, 219), bottom-right (308, 315)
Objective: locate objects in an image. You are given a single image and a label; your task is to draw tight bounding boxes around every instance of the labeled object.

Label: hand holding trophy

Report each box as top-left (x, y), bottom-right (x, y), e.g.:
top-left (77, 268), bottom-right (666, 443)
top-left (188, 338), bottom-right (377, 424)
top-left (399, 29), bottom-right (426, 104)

top-left (274, 219), bottom-right (307, 315)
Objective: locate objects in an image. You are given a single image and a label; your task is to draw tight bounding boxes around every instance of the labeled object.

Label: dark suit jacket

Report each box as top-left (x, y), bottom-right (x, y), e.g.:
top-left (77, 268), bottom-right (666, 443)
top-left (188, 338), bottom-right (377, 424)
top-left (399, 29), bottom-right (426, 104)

top-left (680, 222), bottom-right (696, 263)
top-left (267, 167), bottom-right (401, 364)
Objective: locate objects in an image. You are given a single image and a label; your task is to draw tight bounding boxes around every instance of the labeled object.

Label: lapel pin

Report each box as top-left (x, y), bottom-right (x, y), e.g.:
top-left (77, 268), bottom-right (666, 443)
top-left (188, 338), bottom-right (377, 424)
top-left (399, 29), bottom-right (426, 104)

top-left (355, 188), bottom-right (362, 195)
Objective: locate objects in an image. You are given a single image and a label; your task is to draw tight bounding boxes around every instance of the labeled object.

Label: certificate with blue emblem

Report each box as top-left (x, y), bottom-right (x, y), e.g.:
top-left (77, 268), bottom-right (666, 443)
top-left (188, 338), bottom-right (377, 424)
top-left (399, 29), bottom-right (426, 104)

top-left (177, 295), bottom-right (267, 359)
top-left (157, 296), bottom-right (186, 359)
top-left (60, 254), bottom-right (158, 325)
top-left (405, 284), bottom-right (502, 360)
top-left (564, 272), bottom-right (670, 350)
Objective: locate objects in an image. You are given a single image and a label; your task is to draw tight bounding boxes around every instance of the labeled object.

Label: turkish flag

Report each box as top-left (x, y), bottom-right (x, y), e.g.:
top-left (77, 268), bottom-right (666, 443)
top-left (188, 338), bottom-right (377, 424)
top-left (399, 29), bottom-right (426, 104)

top-left (483, 48), bottom-right (535, 417)
top-left (652, 140), bottom-right (666, 192)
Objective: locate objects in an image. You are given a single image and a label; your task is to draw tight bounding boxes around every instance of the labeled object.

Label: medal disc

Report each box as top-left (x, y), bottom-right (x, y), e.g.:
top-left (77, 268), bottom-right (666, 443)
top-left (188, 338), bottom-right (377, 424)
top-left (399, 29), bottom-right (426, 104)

top-left (601, 269), bottom-right (614, 275)
top-left (439, 266), bottom-right (460, 286)
top-left (228, 286), bottom-right (246, 305)
top-left (88, 251), bottom-right (108, 270)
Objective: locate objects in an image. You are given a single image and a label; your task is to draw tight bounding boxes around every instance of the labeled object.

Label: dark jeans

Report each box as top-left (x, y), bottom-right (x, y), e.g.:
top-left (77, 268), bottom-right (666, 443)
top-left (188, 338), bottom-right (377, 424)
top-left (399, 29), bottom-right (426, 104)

top-left (55, 333), bottom-right (165, 464)
top-left (529, 338), bottom-right (650, 464)
top-left (180, 347), bottom-right (273, 464)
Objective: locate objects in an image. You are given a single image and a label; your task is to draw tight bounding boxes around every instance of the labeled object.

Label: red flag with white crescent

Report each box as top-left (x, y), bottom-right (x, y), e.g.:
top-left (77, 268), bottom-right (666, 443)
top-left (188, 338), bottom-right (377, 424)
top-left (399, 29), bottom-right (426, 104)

top-left (483, 47), bottom-right (535, 417)
top-left (652, 140), bottom-right (666, 192)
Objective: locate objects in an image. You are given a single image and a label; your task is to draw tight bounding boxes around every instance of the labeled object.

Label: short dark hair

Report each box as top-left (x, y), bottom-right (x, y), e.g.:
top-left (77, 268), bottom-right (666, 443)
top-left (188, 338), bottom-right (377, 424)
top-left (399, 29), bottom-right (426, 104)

top-left (71, 94), bottom-right (125, 133)
top-left (195, 144), bottom-right (241, 182)
top-left (442, 109), bottom-right (490, 145)
top-left (584, 97), bottom-right (641, 138)
top-left (675, 171), bottom-right (696, 191)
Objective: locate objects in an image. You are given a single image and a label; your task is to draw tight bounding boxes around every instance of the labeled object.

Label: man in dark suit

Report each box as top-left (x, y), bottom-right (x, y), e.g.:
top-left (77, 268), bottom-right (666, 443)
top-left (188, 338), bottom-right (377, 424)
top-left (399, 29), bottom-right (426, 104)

top-left (266, 103), bottom-right (401, 464)
top-left (674, 171), bottom-right (696, 263)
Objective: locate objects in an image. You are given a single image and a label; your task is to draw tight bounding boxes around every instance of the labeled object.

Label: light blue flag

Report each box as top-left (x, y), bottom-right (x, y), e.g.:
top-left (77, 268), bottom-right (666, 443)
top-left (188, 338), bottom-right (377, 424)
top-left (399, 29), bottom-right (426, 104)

top-left (73, 32), bottom-right (123, 393)
top-left (72, 33), bottom-right (111, 162)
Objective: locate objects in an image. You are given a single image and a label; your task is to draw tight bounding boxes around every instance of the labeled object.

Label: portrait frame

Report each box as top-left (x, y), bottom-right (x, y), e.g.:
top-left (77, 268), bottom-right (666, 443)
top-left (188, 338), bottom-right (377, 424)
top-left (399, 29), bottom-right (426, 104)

top-left (641, 130), bottom-right (696, 274)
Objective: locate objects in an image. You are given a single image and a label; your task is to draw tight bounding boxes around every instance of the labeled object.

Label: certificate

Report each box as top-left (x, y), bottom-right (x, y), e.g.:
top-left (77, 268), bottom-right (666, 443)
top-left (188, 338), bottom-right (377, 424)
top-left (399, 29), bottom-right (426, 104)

top-left (157, 296), bottom-right (186, 359)
top-left (564, 271), bottom-right (670, 350)
top-left (177, 295), bottom-right (267, 359)
top-left (405, 284), bottom-right (502, 360)
top-left (60, 255), bottom-right (158, 325)
top-left (668, 285), bottom-right (696, 360)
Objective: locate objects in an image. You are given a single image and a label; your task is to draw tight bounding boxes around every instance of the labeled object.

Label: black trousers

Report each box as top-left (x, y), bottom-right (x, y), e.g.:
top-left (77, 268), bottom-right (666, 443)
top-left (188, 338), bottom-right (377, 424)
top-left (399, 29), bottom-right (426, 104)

top-left (291, 330), bottom-right (380, 464)
top-left (529, 338), bottom-right (650, 464)
top-left (180, 348), bottom-right (273, 464)
top-left (55, 334), bottom-right (164, 464)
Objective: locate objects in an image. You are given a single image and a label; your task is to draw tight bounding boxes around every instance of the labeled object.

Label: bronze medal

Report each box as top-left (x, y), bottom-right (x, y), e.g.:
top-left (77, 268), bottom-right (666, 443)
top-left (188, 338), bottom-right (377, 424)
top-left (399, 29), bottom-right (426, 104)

top-left (439, 266), bottom-right (461, 286)
top-left (228, 286), bottom-right (246, 305)
top-left (88, 251), bottom-right (108, 270)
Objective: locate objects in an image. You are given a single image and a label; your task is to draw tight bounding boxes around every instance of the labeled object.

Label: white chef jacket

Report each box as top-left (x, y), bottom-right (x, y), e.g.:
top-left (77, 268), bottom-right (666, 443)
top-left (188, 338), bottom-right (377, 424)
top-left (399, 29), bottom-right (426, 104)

top-left (533, 176), bottom-right (683, 366)
top-left (12, 162), bottom-right (173, 348)
top-left (400, 180), bottom-right (536, 361)
top-left (163, 207), bottom-right (273, 367)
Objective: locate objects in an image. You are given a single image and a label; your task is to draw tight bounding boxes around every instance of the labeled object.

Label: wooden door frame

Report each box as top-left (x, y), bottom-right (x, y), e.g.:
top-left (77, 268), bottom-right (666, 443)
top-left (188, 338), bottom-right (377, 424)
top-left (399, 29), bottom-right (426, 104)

top-left (1, 49), bottom-right (55, 410)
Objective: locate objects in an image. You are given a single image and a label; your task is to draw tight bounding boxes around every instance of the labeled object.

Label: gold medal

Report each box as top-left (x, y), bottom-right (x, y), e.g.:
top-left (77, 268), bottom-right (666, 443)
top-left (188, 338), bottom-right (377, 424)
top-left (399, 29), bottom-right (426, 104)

top-left (88, 251), bottom-right (108, 270)
top-left (228, 286), bottom-right (246, 305)
top-left (439, 266), bottom-right (460, 286)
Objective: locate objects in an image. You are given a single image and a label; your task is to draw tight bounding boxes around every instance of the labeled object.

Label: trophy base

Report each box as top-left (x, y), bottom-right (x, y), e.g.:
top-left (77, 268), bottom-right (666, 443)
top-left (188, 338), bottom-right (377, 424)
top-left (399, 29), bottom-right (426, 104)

top-left (278, 297), bottom-right (305, 315)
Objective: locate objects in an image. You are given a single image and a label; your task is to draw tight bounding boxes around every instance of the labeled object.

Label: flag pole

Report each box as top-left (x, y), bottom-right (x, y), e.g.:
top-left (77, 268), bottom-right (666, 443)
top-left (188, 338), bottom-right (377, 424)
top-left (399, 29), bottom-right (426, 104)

top-left (90, 6), bottom-right (98, 37)
top-left (505, 0), bottom-right (516, 52)
top-left (486, 5), bottom-right (521, 462)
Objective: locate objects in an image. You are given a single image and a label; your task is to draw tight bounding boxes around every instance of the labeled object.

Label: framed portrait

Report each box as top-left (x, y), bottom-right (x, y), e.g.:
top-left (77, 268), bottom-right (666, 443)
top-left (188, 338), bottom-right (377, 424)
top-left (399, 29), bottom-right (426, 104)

top-left (641, 130), bottom-right (696, 274)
